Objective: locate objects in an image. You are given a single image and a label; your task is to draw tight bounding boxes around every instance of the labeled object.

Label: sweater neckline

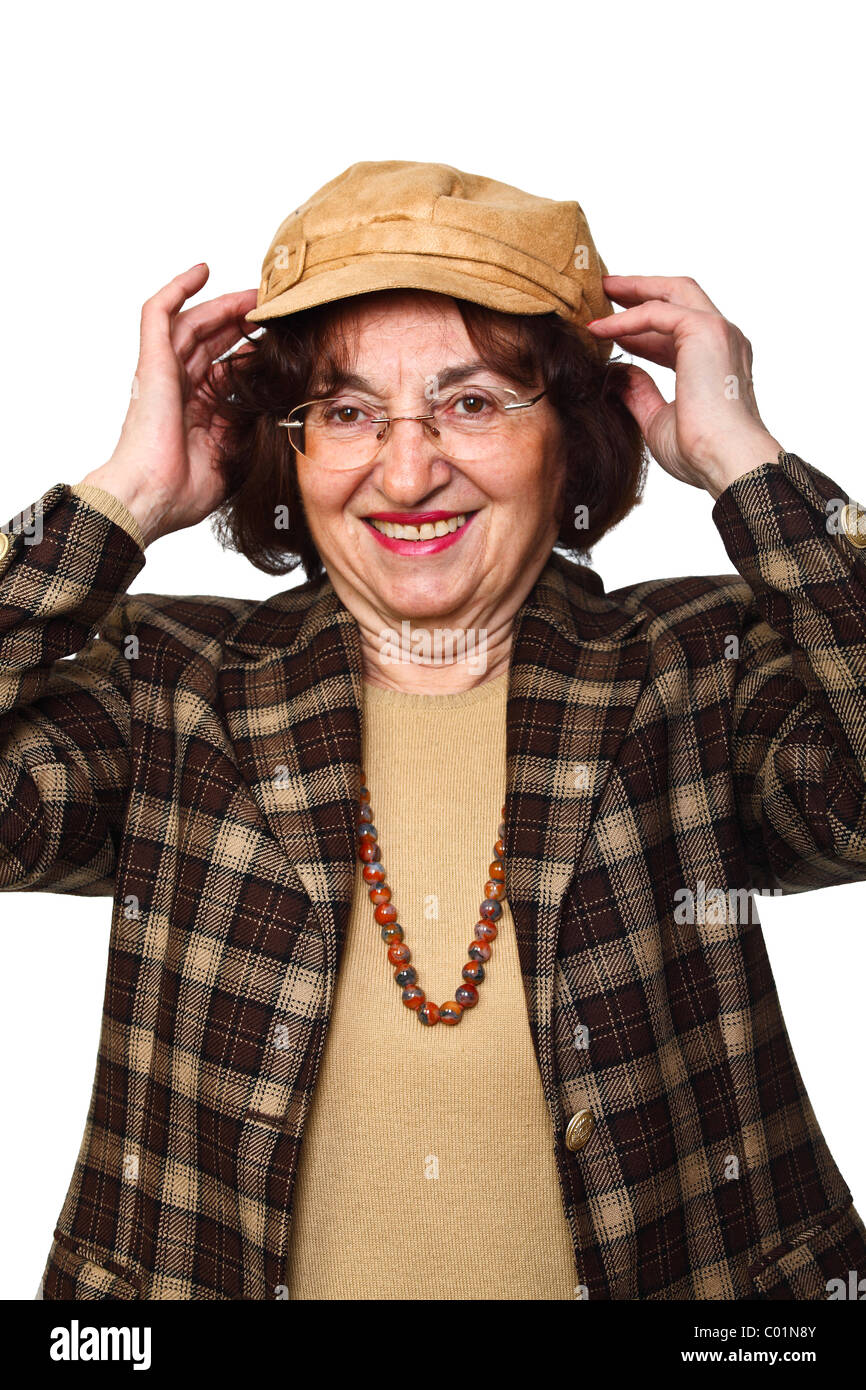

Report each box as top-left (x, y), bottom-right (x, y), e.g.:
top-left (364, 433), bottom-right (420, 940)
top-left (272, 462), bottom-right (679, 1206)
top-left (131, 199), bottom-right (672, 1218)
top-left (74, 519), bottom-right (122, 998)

top-left (362, 671), bottom-right (509, 709)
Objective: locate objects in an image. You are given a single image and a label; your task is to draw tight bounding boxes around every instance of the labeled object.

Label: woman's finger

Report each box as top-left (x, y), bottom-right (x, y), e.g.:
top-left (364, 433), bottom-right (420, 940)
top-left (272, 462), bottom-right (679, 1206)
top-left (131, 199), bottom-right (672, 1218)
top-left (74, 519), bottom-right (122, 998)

top-left (605, 332), bottom-right (677, 370)
top-left (184, 319), bottom-right (259, 386)
top-left (173, 288), bottom-right (259, 360)
top-left (602, 274), bottom-right (722, 315)
top-left (590, 300), bottom-right (717, 343)
top-left (185, 358), bottom-right (238, 441)
top-left (139, 263), bottom-right (211, 359)
top-left (616, 363), bottom-right (669, 439)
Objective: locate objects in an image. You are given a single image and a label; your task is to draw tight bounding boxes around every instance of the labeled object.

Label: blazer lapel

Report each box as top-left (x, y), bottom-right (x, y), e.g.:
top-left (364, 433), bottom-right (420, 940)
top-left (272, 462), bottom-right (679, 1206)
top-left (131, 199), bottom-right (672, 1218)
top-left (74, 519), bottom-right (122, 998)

top-left (219, 580), bottom-right (364, 967)
top-left (505, 555), bottom-right (650, 1114)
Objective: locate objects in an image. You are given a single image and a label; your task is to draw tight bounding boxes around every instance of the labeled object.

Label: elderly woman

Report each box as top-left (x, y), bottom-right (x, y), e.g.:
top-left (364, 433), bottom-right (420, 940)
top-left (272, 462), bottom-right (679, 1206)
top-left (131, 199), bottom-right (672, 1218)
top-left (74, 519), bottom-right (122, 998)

top-left (3, 161), bottom-right (865, 1302)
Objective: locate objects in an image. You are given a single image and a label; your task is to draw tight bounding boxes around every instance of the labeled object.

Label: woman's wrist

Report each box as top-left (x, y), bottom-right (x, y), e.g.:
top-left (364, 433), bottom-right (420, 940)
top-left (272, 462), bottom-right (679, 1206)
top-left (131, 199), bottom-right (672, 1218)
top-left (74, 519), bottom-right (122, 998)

top-left (700, 433), bottom-right (785, 501)
top-left (76, 464), bottom-right (168, 547)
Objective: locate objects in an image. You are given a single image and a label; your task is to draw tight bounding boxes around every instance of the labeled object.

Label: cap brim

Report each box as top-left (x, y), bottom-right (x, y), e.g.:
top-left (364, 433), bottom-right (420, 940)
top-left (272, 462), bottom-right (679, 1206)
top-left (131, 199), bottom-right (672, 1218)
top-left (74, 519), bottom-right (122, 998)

top-left (245, 256), bottom-right (568, 324)
top-left (244, 257), bottom-right (612, 364)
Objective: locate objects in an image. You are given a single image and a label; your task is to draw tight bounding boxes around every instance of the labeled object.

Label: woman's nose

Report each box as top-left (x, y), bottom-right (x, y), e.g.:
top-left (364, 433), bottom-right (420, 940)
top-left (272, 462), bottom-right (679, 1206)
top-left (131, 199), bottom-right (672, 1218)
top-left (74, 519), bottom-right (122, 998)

top-left (374, 417), bottom-right (450, 497)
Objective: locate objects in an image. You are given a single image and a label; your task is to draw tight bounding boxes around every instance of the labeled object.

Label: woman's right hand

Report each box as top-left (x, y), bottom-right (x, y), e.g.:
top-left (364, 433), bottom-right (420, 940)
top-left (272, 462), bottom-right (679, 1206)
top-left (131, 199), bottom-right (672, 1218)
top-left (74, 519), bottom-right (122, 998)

top-left (78, 264), bottom-right (259, 546)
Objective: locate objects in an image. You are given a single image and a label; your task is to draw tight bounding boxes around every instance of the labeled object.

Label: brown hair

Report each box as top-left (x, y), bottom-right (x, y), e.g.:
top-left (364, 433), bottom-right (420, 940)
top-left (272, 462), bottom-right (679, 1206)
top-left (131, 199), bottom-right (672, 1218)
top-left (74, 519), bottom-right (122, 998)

top-left (203, 290), bottom-right (648, 582)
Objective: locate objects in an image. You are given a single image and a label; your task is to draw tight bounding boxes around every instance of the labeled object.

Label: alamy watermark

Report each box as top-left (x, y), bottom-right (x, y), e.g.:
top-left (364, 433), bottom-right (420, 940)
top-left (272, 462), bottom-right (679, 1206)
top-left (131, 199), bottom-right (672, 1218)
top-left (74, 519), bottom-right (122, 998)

top-left (379, 621), bottom-right (487, 673)
top-left (673, 880), bottom-right (782, 925)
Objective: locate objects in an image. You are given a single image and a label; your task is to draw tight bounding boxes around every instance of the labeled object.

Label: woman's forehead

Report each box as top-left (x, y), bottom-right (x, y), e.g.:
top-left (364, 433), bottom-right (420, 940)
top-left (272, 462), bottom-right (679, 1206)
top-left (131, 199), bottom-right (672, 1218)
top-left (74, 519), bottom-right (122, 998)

top-left (323, 296), bottom-right (471, 358)
top-left (319, 311), bottom-right (517, 386)
top-left (309, 290), bottom-right (531, 394)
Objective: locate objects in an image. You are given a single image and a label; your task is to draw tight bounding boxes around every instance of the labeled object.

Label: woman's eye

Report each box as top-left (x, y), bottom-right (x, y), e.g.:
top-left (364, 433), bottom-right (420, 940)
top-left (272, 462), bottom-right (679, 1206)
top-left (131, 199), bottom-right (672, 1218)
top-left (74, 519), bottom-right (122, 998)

top-left (452, 392), bottom-right (491, 415)
top-left (323, 401), bottom-right (369, 425)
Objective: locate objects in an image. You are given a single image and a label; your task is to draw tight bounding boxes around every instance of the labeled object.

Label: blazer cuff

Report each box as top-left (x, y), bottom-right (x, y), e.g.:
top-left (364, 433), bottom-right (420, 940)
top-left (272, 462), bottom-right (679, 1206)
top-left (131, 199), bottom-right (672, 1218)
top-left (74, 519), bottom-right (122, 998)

top-left (710, 448), bottom-right (866, 593)
top-left (70, 482), bottom-right (147, 552)
top-left (0, 483), bottom-right (147, 620)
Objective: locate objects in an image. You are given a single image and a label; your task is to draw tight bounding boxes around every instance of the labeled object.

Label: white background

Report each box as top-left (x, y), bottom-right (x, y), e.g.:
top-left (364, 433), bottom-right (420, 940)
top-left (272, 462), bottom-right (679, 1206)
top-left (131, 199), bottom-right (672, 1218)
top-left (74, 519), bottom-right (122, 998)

top-left (1, 0), bottom-right (864, 1300)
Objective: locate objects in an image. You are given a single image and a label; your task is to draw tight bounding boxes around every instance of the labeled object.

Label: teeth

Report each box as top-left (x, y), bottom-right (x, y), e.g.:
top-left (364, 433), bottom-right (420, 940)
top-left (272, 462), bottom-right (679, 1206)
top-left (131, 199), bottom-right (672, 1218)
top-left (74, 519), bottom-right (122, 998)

top-left (369, 514), bottom-right (469, 540)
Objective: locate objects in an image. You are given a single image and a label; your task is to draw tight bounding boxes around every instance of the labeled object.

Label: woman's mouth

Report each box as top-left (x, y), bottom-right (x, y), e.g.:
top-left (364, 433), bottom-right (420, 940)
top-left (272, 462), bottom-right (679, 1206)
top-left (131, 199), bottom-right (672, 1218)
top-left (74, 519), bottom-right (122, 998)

top-left (362, 510), bottom-right (477, 555)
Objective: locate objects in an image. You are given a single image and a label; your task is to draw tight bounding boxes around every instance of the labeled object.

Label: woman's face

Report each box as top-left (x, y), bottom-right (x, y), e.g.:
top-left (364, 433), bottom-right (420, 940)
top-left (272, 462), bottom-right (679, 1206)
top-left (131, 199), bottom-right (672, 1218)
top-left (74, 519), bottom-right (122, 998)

top-left (293, 291), bottom-right (566, 632)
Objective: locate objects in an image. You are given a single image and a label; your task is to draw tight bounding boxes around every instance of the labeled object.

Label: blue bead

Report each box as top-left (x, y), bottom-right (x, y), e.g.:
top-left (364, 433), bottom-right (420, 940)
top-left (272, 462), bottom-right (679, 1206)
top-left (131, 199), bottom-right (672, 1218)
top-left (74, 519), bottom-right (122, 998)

top-left (479, 898), bottom-right (502, 920)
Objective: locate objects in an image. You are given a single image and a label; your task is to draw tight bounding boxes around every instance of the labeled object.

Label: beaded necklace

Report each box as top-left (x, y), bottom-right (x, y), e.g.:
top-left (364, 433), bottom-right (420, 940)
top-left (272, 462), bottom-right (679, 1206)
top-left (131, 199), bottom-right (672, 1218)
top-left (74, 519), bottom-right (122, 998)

top-left (357, 772), bottom-right (506, 1026)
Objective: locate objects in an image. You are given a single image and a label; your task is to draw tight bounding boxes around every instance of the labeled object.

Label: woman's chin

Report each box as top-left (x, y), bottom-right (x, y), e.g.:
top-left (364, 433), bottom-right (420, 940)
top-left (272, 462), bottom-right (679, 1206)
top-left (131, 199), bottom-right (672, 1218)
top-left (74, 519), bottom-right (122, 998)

top-left (372, 573), bottom-right (478, 623)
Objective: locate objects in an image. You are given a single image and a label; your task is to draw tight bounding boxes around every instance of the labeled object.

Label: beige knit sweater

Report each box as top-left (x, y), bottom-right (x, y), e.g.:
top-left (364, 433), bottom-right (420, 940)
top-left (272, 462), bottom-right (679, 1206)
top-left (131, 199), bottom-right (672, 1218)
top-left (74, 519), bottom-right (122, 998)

top-left (70, 483), bottom-right (578, 1301)
top-left (285, 676), bottom-right (577, 1300)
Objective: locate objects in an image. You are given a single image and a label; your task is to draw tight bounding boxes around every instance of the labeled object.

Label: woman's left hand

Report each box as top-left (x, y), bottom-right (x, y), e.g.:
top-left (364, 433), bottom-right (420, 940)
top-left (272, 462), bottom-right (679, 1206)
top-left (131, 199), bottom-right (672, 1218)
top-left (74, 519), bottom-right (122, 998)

top-left (586, 275), bottom-right (784, 499)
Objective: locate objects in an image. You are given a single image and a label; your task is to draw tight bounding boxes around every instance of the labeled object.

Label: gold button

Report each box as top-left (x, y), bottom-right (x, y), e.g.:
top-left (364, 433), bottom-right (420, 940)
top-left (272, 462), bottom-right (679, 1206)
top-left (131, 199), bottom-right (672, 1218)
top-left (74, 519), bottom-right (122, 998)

top-left (565, 1109), bottom-right (596, 1152)
top-left (841, 502), bottom-right (866, 548)
top-left (0, 531), bottom-right (9, 561)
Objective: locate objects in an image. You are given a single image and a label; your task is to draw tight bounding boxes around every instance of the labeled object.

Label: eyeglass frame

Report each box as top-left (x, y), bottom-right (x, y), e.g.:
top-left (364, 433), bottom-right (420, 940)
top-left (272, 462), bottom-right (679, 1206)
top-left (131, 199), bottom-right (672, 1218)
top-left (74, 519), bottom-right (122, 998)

top-left (275, 385), bottom-right (549, 463)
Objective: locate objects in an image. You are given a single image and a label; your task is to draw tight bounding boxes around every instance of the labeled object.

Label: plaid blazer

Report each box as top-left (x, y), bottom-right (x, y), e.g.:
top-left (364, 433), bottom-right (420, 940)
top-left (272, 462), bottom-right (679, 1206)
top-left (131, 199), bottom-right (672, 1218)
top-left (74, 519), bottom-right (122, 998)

top-left (3, 450), bottom-right (865, 1301)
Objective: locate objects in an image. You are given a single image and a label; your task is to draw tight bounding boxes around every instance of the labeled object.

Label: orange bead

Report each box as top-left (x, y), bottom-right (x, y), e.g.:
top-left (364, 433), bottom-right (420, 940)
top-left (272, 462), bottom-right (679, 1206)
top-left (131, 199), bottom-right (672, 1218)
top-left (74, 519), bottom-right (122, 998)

top-left (494, 838), bottom-right (505, 858)
top-left (374, 902), bottom-right (398, 926)
top-left (368, 885), bottom-right (391, 906)
top-left (489, 860), bottom-right (505, 881)
top-left (388, 942), bottom-right (411, 966)
top-left (484, 880), bottom-right (505, 901)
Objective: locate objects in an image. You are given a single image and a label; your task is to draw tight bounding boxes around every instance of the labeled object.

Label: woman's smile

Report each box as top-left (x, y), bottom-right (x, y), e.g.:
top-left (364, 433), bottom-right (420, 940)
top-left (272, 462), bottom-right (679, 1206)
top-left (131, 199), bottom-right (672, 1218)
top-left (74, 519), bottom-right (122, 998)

top-left (362, 508), bottom-right (478, 554)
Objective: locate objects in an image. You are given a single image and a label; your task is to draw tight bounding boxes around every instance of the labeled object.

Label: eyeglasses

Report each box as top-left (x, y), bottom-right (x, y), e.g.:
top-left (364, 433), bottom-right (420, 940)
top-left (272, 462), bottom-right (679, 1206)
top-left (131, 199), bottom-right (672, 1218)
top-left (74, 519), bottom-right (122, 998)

top-left (276, 384), bottom-right (548, 469)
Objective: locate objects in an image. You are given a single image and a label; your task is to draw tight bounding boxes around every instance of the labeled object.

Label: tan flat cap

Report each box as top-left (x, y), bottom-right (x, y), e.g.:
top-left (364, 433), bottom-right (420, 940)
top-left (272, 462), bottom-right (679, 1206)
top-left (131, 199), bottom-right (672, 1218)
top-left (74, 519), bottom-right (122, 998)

top-left (245, 160), bottom-right (614, 363)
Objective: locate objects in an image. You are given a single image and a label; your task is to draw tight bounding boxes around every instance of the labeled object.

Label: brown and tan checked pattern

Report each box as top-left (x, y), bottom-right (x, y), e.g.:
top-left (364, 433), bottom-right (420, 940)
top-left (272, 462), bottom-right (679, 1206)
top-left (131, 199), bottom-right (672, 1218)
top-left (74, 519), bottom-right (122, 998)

top-left (2, 449), bottom-right (865, 1300)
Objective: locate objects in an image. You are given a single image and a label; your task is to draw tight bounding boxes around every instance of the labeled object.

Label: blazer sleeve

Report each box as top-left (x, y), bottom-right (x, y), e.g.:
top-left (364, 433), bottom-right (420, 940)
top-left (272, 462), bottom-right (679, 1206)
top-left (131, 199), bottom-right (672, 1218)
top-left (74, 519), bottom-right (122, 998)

top-left (712, 449), bottom-right (866, 894)
top-left (0, 483), bottom-right (147, 896)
